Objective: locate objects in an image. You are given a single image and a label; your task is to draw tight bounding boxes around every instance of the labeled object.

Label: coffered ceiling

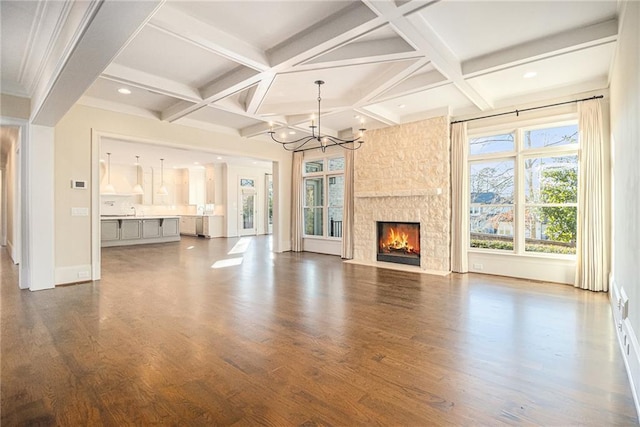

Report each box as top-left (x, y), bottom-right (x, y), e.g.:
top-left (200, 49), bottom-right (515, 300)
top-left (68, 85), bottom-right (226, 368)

top-left (1, 0), bottom-right (619, 142)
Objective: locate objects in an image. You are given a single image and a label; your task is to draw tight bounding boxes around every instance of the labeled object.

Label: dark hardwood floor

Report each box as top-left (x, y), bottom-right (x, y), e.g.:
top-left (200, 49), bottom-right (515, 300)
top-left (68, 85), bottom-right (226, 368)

top-left (1, 236), bottom-right (637, 425)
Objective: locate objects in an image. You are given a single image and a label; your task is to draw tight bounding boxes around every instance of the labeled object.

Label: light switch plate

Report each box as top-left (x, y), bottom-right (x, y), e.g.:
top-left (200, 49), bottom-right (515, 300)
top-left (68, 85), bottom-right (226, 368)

top-left (71, 207), bottom-right (89, 216)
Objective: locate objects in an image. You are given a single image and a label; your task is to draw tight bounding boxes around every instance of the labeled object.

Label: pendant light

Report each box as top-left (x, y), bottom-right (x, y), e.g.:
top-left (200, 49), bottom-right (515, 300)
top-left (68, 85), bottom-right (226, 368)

top-left (132, 155), bottom-right (144, 195)
top-left (157, 158), bottom-right (169, 196)
top-left (102, 152), bottom-right (116, 195)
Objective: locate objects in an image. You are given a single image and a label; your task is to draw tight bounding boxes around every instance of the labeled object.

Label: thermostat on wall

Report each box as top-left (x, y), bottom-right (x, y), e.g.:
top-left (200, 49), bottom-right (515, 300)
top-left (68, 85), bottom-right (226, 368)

top-left (71, 180), bottom-right (87, 189)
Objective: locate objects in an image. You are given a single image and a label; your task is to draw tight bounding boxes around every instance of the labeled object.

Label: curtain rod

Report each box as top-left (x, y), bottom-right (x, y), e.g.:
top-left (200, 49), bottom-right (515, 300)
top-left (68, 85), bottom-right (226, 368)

top-left (451, 95), bottom-right (604, 125)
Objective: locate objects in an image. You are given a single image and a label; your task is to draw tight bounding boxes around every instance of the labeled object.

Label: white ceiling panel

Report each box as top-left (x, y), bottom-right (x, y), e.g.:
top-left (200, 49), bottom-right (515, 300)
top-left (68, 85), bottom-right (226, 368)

top-left (0, 1), bottom-right (38, 92)
top-left (167, 0), bottom-right (357, 51)
top-left (365, 83), bottom-right (480, 121)
top-left (182, 105), bottom-right (263, 130)
top-left (467, 42), bottom-right (615, 103)
top-left (114, 25), bottom-right (238, 88)
top-left (84, 78), bottom-right (178, 112)
top-left (259, 61), bottom-right (417, 116)
top-left (318, 109), bottom-right (389, 133)
top-left (420, 1), bottom-right (618, 61)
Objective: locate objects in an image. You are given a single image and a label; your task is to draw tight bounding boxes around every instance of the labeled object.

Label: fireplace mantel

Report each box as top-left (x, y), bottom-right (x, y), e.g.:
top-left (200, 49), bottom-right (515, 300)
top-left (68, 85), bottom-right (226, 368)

top-left (355, 188), bottom-right (442, 198)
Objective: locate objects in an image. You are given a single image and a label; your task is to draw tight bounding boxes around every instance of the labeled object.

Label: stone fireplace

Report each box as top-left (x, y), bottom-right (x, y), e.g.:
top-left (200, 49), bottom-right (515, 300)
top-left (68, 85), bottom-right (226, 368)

top-left (352, 116), bottom-right (451, 274)
top-left (377, 221), bottom-right (420, 266)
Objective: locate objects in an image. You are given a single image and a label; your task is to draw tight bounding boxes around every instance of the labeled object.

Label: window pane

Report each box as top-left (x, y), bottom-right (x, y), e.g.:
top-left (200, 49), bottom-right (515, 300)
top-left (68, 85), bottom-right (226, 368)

top-left (305, 177), bottom-right (324, 206)
top-left (524, 124), bottom-right (578, 150)
top-left (305, 160), bottom-right (324, 173)
top-left (328, 157), bottom-right (345, 171)
top-left (328, 175), bottom-right (343, 207)
top-left (470, 159), bottom-right (515, 204)
top-left (304, 207), bottom-right (323, 236)
top-left (525, 207), bottom-right (576, 254)
top-left (470, 206), bottom-right (514, 251)
top-left (328, 208), bottom-right (343, 237)
top-left (524, 155), bottom-right (578, 203)
top-left (469, 133), bottom-right (514, 155)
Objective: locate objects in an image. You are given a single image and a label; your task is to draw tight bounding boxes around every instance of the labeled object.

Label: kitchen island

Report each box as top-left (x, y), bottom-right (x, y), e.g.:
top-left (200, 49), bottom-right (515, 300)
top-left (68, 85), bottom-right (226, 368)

top-left (101, 216), bottom-right (180, 247)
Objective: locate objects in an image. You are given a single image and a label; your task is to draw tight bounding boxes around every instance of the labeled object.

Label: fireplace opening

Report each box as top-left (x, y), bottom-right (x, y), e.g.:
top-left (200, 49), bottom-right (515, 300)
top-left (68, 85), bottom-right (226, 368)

top-left (377, 221), bottom-right (420, 266)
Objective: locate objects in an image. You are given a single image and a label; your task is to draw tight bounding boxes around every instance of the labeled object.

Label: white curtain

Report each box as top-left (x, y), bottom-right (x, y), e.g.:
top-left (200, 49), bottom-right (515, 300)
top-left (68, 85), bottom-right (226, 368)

top-left (291, 151), bottom-right (304, 252)
top-left (575, 99), bottom-right (609, 291)
top-left (450, 122), bottom-right (469, 273)
top-left (342, 149), bottom-right (354, 259)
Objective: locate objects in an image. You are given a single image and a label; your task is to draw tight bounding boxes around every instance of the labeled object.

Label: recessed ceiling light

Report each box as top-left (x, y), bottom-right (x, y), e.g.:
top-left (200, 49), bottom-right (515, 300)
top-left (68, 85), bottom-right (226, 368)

top-left (118, 88), bottom-right (132, 95)
top-left (398, 104), bottom-right (406, 108)
top-left (216, 156), bottom-right (222, 160)
top-left (252, 161), bottom-right (258, 164)
top-left (354, 115), bottom-right (360, 119)
top-left (523, 71), bottom-right (537, 79)
top-left (194, 161), bottom-right (200, 165)
top-left (289, 131), bottom-right (296, 135)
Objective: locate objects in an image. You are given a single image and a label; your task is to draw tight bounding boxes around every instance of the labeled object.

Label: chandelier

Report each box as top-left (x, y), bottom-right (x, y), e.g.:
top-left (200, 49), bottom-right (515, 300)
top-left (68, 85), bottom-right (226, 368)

top-left (267, 80), bottom-right (366, 152)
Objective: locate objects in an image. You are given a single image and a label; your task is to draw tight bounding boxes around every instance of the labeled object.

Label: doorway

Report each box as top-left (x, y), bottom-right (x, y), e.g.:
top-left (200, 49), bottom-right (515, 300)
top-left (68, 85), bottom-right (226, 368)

top-left (239, 177), bottom-right (257, 236)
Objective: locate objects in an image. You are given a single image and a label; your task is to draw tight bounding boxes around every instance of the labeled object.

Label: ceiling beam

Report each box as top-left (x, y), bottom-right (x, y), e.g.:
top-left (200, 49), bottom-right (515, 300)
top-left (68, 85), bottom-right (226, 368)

top-left (361, 0), bottom-right (493, 111)
top-left (462, 19), bottom-right (618, 77)
top-left (31, 0), bottom-right (164, 126)
top-left (149, 5), bottom-right (270, 72)
top-left (102, 63), bottom-right (202, 102)
top-left (245, 73), bottom-right (276, 115)
top-left (302, 37), bottom-right (416, 66)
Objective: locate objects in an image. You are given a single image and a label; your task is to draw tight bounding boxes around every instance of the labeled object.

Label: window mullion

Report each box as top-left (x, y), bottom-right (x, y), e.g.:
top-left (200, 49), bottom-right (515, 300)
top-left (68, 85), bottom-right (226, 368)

top-left (515, 128), bottom-right (525, 254)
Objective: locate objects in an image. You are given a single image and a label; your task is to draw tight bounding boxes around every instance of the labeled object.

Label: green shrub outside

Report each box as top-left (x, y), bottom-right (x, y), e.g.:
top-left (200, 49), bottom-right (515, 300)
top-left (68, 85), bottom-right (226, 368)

top-left (470, 239), bottom-right (576, 255)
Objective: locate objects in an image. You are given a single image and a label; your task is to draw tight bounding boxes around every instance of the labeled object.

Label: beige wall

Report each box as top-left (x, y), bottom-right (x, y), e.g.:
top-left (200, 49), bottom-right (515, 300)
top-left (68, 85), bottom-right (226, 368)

top-left (353, 116), bottom-right (451, 272)
top-left (54, 104), bottom-right (292, 274)
top-left (5, 136), bottom-right (17, 259)
top-left (610, 0), bottom-right (640, 402)
top-left (0, 94), bottom-right (30, 120)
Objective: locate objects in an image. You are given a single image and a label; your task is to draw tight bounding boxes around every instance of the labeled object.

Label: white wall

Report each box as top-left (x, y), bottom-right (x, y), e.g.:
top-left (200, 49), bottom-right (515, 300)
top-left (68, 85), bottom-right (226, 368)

top-left (54, 104), bottom-right (292, 284)
top-left (609, 0), bottom-right (640, 414)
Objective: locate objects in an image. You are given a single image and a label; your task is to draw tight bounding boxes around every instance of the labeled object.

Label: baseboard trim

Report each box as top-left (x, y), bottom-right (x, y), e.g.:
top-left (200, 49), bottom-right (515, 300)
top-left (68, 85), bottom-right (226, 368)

top-left (55, 264), bottom-right (93, 285)
top-left (610, 277), bottom-right (640, 420)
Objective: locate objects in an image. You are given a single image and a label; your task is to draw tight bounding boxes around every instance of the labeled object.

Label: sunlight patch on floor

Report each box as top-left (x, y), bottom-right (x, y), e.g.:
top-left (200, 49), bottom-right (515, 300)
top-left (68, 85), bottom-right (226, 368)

top-left (211, 257), bottom-right (243, 269)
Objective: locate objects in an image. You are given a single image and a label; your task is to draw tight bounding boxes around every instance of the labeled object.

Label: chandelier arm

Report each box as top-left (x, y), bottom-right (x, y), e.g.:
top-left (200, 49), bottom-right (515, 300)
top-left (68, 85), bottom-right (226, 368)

top-left (269, 133), bottom-right (317, 146)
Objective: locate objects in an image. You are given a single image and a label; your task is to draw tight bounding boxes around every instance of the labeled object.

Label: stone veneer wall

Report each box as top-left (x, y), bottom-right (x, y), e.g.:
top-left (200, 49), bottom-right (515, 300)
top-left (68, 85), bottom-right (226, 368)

top-left (353, 116), bottom-right (451, 272)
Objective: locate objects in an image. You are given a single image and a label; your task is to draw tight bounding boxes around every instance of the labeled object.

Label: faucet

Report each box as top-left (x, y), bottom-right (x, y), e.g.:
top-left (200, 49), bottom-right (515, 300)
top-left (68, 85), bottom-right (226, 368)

top-left (130, 206), bottom-right (137, 217)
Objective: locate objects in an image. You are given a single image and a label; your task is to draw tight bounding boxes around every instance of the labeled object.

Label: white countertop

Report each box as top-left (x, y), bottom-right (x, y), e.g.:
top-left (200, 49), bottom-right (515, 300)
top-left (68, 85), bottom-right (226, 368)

top-left (100, 215), bottom-right (180, 220)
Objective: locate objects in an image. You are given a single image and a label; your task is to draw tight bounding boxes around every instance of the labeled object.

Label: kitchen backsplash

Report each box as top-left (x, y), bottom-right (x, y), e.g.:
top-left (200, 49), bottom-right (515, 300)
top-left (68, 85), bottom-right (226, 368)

top-left (100, 196), bottom-right (199, 216)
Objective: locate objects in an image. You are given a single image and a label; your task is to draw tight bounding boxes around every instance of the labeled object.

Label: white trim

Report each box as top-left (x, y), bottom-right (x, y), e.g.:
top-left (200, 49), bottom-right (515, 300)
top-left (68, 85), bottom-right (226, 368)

top-left (468, 251), bottom-right (575, 284)
top-left (55, 264), bottom-right (93, 285)
top-left (610, 277), bottom-right (640, 420)
top-left (302, 237), bottom-right (341, 256)
top-left (91, 129), bottom-right (101, 280)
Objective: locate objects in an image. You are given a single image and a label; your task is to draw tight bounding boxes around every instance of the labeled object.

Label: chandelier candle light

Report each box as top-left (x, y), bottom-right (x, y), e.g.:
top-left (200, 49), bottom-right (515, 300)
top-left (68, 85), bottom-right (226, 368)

top-left (268, 80), bottom-right (366, 152)
top-left (132, 155), bottom-right (144, 195)
top-left (102, 152), bottom-right (116, 195)
top-left (157, 158), bottom-right (168, 196)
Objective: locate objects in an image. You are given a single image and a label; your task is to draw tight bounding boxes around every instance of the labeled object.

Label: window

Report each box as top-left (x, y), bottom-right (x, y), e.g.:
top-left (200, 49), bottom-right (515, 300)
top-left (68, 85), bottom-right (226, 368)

top-left (303, 157), bottom-right (344, 239)
top-left (469, 123), bottom-right (578, 255)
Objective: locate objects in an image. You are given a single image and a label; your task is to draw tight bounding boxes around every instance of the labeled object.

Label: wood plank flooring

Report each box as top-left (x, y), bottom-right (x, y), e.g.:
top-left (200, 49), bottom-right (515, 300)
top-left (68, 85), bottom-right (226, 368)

top-left (1, 235), bottom-right (637, 425)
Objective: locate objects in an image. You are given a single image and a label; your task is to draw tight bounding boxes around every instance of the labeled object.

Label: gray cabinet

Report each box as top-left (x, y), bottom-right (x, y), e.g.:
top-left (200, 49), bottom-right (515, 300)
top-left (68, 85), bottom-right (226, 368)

top-left (120, 220), bottom-right (141, 240)
top-left (101, 220), bottom-right (119, 241)
top-left (101, 217), bottom-right (180, 247)
top-left (142, 219), bottom-right (161, 238)
top-left (162, 218), bottom-right (179, 237)
top-left (180, 216), bottom-right (197, 235)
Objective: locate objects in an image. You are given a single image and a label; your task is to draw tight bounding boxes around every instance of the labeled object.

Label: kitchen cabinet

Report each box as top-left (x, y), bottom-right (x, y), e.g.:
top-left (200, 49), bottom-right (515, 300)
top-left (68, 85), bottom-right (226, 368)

top-left (162, 218), bottom-right (179, 237)
top-left (101, 220), bottom-right (120, 241)
top-left (202, 215), bottom-right (224, 238)
top-left (101, 216), bottom-right (180, 247)
top-left (205, 164), bottom-right (215, 204)
top-left (142, 219), bottom-right (161, 238)
top-left (120, 220), bottom-right (141, 240)
top-left (180, 216), bottom-right (197, 235)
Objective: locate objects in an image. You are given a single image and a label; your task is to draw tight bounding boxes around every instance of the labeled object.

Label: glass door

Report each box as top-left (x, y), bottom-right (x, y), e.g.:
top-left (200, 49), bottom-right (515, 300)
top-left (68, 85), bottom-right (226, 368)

top-left (239, 178), bottom-right (257, 236)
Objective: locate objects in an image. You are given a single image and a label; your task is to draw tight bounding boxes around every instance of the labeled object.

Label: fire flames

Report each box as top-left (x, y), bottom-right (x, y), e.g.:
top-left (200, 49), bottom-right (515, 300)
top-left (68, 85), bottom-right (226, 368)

top-left (381, 227), bottom-right (418, 255)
